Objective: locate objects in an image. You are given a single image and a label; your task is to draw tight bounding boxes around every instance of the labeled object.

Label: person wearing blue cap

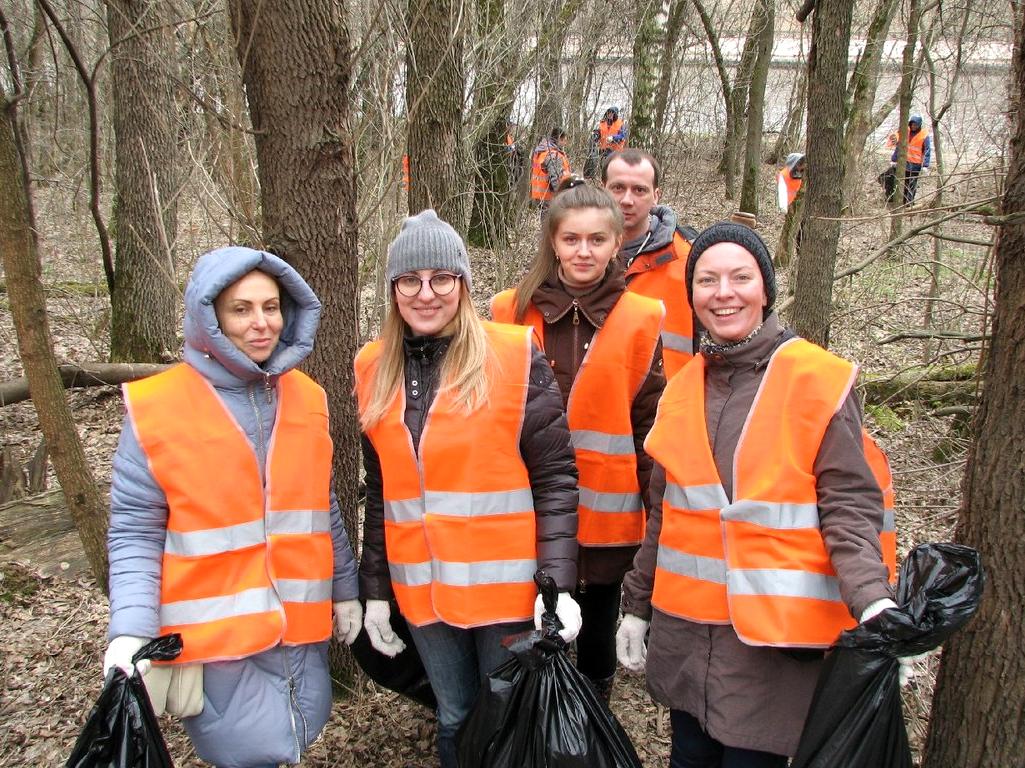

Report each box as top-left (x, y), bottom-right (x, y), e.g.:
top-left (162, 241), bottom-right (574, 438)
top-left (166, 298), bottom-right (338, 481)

top-left (890, 115), bottom-right (931, 204)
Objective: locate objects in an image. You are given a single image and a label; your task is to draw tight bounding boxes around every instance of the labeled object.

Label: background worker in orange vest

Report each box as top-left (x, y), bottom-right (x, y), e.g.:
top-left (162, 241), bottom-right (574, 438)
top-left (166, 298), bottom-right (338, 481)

top-left (596, 106), bottom-right (627, 160)
top-left (491, 177), bottom-right (665, 703)
top-left (355, 210), bottom-right (582, 768)
top-left (530, 126), bottom-right (572, 216)
top-left (776, 152), bottom-right (805, 211)
top-left (890, 114), bottom-right (932, 204)
top-left (614, 222), bottom-right (911, 768)
top-left (104, 247), bottom-right (362, 768)
top-left (603, 148), bottom-right (699, 378)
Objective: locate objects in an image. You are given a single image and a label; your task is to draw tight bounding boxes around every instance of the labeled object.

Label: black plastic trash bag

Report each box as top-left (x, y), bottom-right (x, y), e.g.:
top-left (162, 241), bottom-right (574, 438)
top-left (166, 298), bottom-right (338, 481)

top-left (456, 571), bottom-right (643, 768)
top-left (350, 599), bottom-right (437, 709)
top-left (792, 542), bottom-right (984, 768)
top-left (878, 166), bottom-right (897, 202)
top-left (66, 634), bottom-right (184, 768)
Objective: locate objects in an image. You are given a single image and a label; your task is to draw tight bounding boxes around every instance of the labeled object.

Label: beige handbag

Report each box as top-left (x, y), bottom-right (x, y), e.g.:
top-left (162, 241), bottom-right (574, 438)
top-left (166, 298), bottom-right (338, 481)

top-left (142, 663), bottom-right (204, 718)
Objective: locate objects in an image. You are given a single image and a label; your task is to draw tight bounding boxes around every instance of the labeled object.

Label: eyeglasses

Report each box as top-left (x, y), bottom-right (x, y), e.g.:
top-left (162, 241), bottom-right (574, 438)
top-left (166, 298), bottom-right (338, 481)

top-left (393, 273), bottom-right (460, 297)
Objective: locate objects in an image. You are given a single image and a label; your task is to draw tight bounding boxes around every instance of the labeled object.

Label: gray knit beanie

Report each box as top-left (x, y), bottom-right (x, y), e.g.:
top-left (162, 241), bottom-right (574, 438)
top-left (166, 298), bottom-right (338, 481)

top-left (386, 209), bottom-right (472, 292)
top-left (686, 221), bottom-right (776, 311)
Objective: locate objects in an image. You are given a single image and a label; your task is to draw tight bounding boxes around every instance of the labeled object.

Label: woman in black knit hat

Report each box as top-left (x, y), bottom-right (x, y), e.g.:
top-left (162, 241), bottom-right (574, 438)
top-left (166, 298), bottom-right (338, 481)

top-left (615, 221), bottom-right (905, 767)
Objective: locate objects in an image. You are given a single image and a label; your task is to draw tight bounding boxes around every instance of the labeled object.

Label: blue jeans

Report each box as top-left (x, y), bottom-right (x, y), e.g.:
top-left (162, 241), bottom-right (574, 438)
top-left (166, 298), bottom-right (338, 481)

top-left (408, 620), bottom-right (531, 768)
top-left (670, 709), bottom-right (788, 768)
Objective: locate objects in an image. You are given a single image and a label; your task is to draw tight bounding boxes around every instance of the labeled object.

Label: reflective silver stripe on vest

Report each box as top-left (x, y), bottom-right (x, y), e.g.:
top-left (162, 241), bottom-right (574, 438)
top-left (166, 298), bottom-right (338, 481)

top-left (389, 561), bottom-right (432, 586)
top-left (664, 482), bottom-right (730, 510)
top-left (435, 559), bottom-right (536, 586)
top-left (277, 578), bottom-right (333, 603)
top-left (160, 586), bottom-right (278, 626)
top-left (883, 510), bottom-right (896, 532)
top-left (266, 509), bottom-right (331, 536)
top-left (165, 520), bottom-right (265, 557)
top-left (722, 499), bottom-right (821, 529)
top-left (656, 544), bottom-right (727, 584)
top-left (423, 488), bottom-right (534, 517)
top-left (662, 331), bottom-right (693, 354)
top-left (385, 498), bottom-right (425, 524)
top-left (729, 568), bottom-right (843, 602)
top-left (571, 430), bottom-right (635, 455)
top-left (579, 487), bottom-right (642, 514)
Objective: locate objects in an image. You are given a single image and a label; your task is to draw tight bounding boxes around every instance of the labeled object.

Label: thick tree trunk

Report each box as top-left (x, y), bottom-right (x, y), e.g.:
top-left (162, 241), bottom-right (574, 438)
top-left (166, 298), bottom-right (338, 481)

top-left (653, 0), bottom-right (689, 145)
top-left (739, 0), bottom-right (774, 216)
top-left (841, 0), bottom-right (899, 209)
top-left (105, 0), bottom-right (180, 363)
top-left (532, 0), bottom-right (568, 147)
top-left (789, 0), bottom-right (854, 347)
top-left (889, 0), bottom-right (921, 240)
top-left (0, 97), bottom-right (109, 591)
top-left (768, 62), bottom-right (806, 166)
top-left (718, 4), bottom-right (761, 198)
top-left (227, 0), bottom-right (361, 547)
top-left (630, 0), bottom-right (670, 152)
top-left (406, 0), bottom-right (465, 228)
top-left (922, 15), bottom-right (1025, 763)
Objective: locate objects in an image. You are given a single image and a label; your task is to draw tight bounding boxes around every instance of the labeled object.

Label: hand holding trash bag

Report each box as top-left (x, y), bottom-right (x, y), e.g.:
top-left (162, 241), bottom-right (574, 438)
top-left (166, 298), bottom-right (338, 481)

top-left (457, 571), bottom-right (643, 768)
top-left (68, 635), bottom-right (183, 768)
top-left (791, 542), bottom-right (984, 768)
top-left (858, 598), bottom-right (919, 687)
top-left (533, 590), bottom-right (582, 643)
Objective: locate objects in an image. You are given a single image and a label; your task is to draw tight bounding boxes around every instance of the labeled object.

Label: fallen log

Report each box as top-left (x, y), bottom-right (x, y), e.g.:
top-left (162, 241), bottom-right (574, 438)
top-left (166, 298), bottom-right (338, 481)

top-left (0, 489), bottom-right (92, 578)
top-left (860, 364), bottom-right (979, 407)
top-left (0, 362), bottom-right (171, 406)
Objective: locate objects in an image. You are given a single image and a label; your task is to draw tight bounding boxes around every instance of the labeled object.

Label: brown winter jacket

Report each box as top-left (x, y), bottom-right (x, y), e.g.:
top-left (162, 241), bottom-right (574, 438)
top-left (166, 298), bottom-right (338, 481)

top-left (620, 312), bottom-right (893, 757)
top-left (530, 267), bottom-right (665, 585)
top-left (359, 334), bottom-right (580, 600)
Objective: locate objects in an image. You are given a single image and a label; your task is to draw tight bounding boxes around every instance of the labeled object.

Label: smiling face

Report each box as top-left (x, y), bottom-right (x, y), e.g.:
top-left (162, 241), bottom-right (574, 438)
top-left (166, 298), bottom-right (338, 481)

top-left (394, 269), bottom-right (462, 337)
top-left (604, 157), bottom-right (661, 241)
top-left (214, 270), bottom-right (283, 363)
top-left (691, 243), bottom-right (768, 344)
top-left (553, 207), bottom-right (622, 289)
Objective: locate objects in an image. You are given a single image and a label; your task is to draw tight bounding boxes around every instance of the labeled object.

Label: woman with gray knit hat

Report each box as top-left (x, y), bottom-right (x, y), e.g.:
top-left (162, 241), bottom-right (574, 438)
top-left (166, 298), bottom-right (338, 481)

top-left (354, 209), bottom-right (582, 768)
top-left (616, 221), bottom-right (904, 767)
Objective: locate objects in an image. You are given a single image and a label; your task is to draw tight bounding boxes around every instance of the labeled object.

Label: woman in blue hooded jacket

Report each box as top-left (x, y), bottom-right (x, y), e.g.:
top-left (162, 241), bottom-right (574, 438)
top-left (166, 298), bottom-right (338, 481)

top-left (103, 246), bottom-right (360, 768)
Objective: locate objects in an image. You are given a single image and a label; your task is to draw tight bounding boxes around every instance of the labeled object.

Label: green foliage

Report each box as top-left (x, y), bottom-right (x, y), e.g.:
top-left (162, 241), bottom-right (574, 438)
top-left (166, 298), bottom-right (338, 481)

top-left (865, 403), bottom-right (906, 432)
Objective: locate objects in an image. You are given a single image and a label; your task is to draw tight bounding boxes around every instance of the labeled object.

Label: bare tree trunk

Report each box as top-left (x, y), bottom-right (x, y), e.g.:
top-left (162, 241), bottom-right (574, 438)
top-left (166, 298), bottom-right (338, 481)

top-left (768, 56), bottom-right (806, 166)
top-left (406, 0), bottom-right (465, 228)
top-left (789, 0), bottom-right (854, 347)
top-left (692, 0), bottom-right (734, 178)
top-left (718, 4), bottom-right (761, 198)
top-left (227, 0), bottom-right (361, 547)
top-left (0, 90), bottom-right (108, 591)
top-left (739, 0), bottom-right (774, 216)
top-left (653, 0), bottom-right (689, 145)
top-left (841, 0), bottom-right (899, 209)
top-left (532, 0), bottom-right (570, 146)
top-left (564, 2), bottom-right (608, 145)
top-left (889, 0), bottom-right (922, 241)
top-left (105, 0), bottom-right (180, 363)
top-left (922, 13), bottom-right (1025, 763)
top-left (630, 0), bottom-right (670, 152)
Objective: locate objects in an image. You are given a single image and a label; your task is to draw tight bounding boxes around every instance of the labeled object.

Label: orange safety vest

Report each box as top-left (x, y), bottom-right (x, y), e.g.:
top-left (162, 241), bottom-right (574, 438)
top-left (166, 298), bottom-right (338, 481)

top-left (491, 290), bottom-right (664, 547)
top-left (354, 322), bottom-right (539, 628)
top-left (530, 147), bottom-right (571, 202)
top-left (907, 128), bottom-right (929, 165)
top-left (401, 154), bottom-right (410, 191)
top-left (863, 431), bottom-right (898, 582)
top-left (624, 231), bottom-right (694, 378)
top-left (646, 338), bottom-right (891, 648)
top-left (124, 364), bottom-right (334, 664)
top-left (778, 166), bottom-right (802, 208)
top-left (598, 119), bottom-right (626, 152)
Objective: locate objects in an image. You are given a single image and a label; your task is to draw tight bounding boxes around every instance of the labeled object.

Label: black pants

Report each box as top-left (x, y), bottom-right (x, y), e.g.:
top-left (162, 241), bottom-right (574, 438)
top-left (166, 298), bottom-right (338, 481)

top-left (572, 581), bottom-right (621, 682)
top-left (903, 166), bottom-right (922, 204)
top-left (670, 710), bottom-right (788, 768)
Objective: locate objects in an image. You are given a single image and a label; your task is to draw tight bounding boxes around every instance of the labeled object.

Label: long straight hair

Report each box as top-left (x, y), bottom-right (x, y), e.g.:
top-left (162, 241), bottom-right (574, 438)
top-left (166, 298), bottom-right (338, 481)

top-left (359, 288), bottom-right (493, 430)
top-left (513, 179), bottom-right (625, 321)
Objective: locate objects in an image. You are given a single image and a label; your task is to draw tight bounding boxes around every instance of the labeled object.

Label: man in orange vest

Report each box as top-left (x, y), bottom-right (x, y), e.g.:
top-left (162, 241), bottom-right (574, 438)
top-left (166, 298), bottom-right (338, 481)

top-left (530, 127), bottom-right (571, 215)
top-left (603, 149), bottom-right (698, 378)
top-left (890, 114), bottom-right (931, 204)
top-left (776, 152), bottom-right (805, 211)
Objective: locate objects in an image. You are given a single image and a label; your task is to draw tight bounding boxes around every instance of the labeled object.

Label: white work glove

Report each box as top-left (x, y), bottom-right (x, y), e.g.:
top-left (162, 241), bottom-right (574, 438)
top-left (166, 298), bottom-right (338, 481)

top-left (533, 592), bottom-right (583, 643)
top-left (103, 635), bottom-right (151, 678)
top-left (859, 598), bottom-right (920, 687)
top-left (333, 599), bottom-right (363, 646)
top-left (363, 599), bottom-right (406, 657)
top-left (615, 614), bottom-right (649, 673)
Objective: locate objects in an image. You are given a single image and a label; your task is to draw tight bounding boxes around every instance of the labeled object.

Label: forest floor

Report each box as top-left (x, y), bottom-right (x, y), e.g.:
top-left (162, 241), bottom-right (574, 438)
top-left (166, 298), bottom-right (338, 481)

top-left (0, 148), bottom-right (995, 767)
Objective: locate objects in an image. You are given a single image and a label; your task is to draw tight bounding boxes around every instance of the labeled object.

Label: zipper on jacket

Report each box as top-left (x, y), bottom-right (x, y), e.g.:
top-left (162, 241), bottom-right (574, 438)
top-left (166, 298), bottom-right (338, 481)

top-left (264, 371), bottom-right (273, 403)
top-left (571, 299), bottom-right (580, 325)
top-left (248, 384), bottom-right (267, 477)
top-left (288, 673), bottom-right (308, 759)
top-left (416, 357), bottom-right (440, 456)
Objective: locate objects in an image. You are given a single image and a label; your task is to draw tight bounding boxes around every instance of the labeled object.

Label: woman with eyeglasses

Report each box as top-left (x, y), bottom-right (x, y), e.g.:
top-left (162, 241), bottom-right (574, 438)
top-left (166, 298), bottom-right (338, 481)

top-left (355, 209), bottom-right (582, 768)
top-left (490, 177), bottom-right (666, 703)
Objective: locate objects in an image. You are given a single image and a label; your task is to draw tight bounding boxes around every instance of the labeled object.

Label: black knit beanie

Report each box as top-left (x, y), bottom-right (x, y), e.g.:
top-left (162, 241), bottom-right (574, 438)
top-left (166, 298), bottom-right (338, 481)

top-left (685, 221), bottom-right (776, 310)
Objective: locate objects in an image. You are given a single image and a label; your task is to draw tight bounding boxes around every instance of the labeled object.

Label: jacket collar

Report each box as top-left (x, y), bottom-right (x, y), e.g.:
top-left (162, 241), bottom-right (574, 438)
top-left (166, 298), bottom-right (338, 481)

top-left (531, 266), bottom-right (627, 327)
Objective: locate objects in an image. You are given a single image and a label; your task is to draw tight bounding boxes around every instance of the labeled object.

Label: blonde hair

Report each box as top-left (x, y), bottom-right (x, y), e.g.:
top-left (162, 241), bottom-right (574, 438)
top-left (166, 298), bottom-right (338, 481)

top-left (359, 288), bottom-right (493, 430)
top-left (513, 178), bottom-right (625, 321)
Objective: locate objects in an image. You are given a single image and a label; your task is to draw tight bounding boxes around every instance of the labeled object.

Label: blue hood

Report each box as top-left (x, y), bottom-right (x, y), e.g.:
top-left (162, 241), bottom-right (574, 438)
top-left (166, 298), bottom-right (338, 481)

top-left (182, 246), bottom-right (321, 386)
